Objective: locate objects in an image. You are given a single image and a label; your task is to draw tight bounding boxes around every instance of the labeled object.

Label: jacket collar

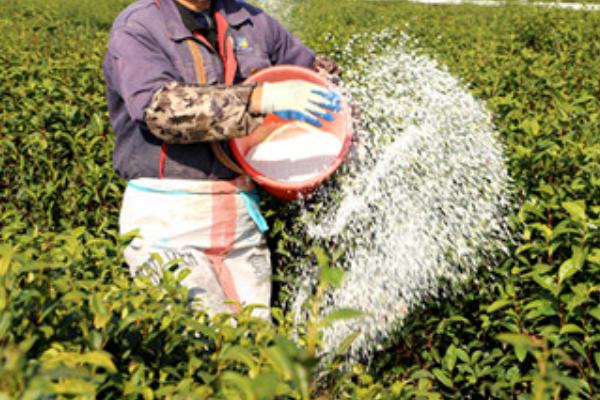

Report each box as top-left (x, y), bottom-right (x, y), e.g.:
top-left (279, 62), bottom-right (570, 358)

top-left (214, 0), bottom-right (252, 27)
top-left (158, 0), bottom-right (252, 41)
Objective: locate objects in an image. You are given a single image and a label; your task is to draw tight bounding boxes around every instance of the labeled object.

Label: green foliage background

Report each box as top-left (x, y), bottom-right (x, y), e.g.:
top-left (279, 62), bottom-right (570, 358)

top-left (1, 0), bottom-right (599, 398)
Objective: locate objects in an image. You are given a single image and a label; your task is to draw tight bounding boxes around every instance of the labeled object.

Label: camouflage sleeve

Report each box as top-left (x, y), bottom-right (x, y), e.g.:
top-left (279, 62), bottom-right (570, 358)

top-left (144, 82), bottom-right (265, 144)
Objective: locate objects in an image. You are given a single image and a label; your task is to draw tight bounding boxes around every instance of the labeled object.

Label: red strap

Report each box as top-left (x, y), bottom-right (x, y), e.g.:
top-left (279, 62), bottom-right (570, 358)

top-left (193, 31), bottom-right (214, 52)
top-left (205, 181), bottom-right (241, 311)
top-left (214, 11), bottom-right (238, 86)
top-left (206, 15), bottom-right (241, 310)
top-left (158, 142), bottom-right (167, 179)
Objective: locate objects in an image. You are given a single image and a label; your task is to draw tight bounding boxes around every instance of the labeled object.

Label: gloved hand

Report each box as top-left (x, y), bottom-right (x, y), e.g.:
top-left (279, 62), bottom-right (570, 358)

top-left (259, 80), bottom-right (341, 127)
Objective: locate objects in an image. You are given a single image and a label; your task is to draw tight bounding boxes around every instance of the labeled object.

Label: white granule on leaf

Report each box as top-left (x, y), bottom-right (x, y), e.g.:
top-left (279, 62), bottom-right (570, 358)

top-left (246, 131), bottom-right (343, 182)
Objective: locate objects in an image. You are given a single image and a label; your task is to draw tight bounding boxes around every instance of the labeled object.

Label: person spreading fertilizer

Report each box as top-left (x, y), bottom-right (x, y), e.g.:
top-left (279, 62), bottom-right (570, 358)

top-left (103, 0), bottom-right (341, 317)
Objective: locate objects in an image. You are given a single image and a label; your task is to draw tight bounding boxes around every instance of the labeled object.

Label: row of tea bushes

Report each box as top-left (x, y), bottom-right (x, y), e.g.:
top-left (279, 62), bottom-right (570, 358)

top-left (1, 0), bottom-right (599, 398)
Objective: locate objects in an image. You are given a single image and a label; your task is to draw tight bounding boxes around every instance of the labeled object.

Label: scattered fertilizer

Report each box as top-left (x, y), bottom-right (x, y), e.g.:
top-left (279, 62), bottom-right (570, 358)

top-left (246, 130), bottom-right (343, 182)
top-left (290, 30), bottom-right (512, 361)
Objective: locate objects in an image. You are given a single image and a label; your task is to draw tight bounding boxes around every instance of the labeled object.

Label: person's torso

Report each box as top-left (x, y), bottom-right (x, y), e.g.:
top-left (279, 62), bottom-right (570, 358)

top-left (105, 0), bottom-right (281, 181)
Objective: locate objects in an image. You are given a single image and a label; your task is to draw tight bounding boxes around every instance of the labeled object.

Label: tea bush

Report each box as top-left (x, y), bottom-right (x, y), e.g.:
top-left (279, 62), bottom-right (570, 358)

top-left (1, 0), bottom-right (599, 398)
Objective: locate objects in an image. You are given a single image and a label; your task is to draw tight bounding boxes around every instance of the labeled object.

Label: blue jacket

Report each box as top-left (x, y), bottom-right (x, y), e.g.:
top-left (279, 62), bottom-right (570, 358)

top-left (103, 0), bottom-right (315, 180)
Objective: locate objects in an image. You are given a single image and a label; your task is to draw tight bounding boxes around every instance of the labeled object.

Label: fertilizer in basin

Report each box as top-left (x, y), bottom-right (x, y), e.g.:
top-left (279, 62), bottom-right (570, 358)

top-left (245, 130), bottom-right (343, 183)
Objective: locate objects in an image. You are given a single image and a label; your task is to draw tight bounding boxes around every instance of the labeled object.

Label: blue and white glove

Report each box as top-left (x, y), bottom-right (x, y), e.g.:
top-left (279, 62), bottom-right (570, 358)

top-left (260, 80), bottom-right (341, 127)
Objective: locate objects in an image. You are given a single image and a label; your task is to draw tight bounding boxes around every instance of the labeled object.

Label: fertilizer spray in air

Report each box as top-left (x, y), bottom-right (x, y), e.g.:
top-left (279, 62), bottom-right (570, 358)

top-left (290, 31), bottom-right (512, 360)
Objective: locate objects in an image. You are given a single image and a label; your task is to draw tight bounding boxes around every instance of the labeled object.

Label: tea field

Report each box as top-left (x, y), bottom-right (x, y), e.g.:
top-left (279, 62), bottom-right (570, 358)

top-left (1, 0), bottom-right (599, 398)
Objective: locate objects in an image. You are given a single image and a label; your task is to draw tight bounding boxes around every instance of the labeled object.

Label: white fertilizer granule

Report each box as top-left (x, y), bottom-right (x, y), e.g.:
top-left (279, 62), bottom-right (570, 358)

top-left (290, 30), bottom-right (512, 362)
top-left (246, 131), bottom-right (343, 182)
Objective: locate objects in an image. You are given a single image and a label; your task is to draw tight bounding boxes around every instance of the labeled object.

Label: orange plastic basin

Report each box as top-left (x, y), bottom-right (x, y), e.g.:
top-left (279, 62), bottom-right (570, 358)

top-left (229, 65), bottom-right (353, 201)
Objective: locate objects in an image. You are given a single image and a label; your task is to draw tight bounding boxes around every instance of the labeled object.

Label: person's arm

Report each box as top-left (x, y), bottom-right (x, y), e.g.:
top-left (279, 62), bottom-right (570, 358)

top-left (267, 14), bottom-right (315, 67)
top-left (107, 24), bottom-right (263, 144)
top-left (144, 82), bottom-right (264, 143)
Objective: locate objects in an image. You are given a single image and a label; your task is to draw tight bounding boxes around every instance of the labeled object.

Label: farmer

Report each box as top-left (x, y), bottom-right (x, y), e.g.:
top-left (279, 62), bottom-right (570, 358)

top-left (103, 0), bottom-right (341, 318)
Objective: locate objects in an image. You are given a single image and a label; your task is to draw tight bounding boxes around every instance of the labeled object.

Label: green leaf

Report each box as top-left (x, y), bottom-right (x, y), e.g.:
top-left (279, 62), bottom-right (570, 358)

top-left (220, 371), bottom-right (255, 400)
top-left (537, 182), bottom-right (554, 196)
top-left (486, 299), bottom-right (511, 313)
top-left (587, 249), bottom-right (600, 265)
top-left (523, 299), bottom-right (556, 320)
top-left (79, 351), bottom-right (117, 373)
top-left (262, 346), bottom-right (293, 381)
top-left (569, 339), bottom-right (587, 359)
top-left (41, 350), bottom-right (116, 373)
top-left (520, 118), bottom-right (540, 136)
top-left (558, 247), bottom-right (586, 284)
top-left (320, 308), bottom-right (365, 327)
top-left (443, 345), bottom-right (458, 372)
top-left (319, 266), bottom-right (344, 288)
top-left (532, 274), bottom-right (560, 297)
top-left (529, 223), bottom-right (552, 241)
top-left (411, 369), bottom-right (433, 380)
top-left (0, 287), bottom-right (6, 312)
top-left (432, 368), bottom-right (453, 388)
top-left (312, 246), bottom-right (329, 268)
top-left (252, 372), bottom-right (290, 398)
top-left (175, 267), bottom-right (192, 283)
top-left (497, 333), bottom-right (541, 349)
top-left (453, 347), bottom-right (470, 363)
top-left (337, 331), bottom-right (360, 356)
top-left (0, 314), bottom-right (12, 338)
top-left (533, 262), bottom-right (553, 275)
top-left (551, 221), bottom-right (580, 240)
top-left (220, 345), bottom-right (256, 370)
top-left (562, 200), bottom-right (587, 222)
top-left (560, 324), bottom-right (585, 335)
top-left (198, 371), bottom-right (216, 385)
top-left (588, 306), bottom-right (600, 322)
top-left (0, 245), bottom-right (15, 277)
top-left (551, 371), bottom-right (589, 395)
top-left (391, 380), bottom-right (409, 396)
top-left (89, 293), bottom-right (110, 330)
top-left (53, 379), bottom-right (97, 395)
top-left (515, 345), bottom-right (528, 363)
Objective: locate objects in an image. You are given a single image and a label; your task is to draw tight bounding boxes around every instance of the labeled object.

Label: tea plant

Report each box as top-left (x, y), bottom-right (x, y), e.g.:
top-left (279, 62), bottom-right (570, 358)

top-left (1, 0), bottom-right (599, 398)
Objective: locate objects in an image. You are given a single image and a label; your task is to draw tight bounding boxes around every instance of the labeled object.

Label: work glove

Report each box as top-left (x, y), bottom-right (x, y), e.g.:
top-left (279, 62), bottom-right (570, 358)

top-left (260, 80), bottom-right (341, 127)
